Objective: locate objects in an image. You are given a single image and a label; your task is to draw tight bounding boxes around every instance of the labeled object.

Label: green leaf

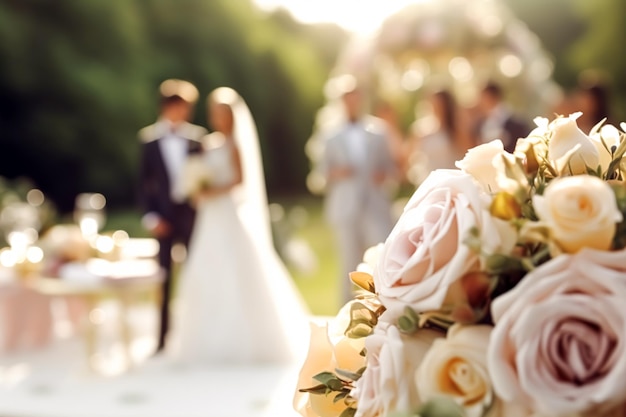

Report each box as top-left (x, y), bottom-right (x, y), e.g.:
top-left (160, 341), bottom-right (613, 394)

top-left (333, 391), bottom-right (349, 403)
top-left (327, 379), bottom-right (344, 391)
top-left (299, 384), bottom-right (330, 395)
top-left (404, 306), bottom-right (419, 322)
top-left (398, 315), bottom-right (417, 334)
top-left (417, 397), bottom-right (465, 417)
top-left (335, 368), bottom-right (363, 381)
top-left (313, 372), bottom-right (339, 386)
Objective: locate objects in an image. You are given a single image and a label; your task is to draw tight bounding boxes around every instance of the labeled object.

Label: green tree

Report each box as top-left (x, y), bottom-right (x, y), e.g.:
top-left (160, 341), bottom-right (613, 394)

top-left (0, 0), bottom-right (348, 211)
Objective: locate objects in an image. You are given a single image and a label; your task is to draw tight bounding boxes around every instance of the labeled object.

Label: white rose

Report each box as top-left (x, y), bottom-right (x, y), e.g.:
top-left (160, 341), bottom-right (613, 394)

top-left (548, 114), bottom-right (599, 175)
top-left (355, 244), bottom-right (384, 276)
top-left (352, 319), bottom-right (441, 417)
top-left (513, 119), bottom-right (549, 174)
top-left (590, 124), bottom-right (622, 174)
top-left (533, 175), bottom-right (622, 253)
top-left (456, 140), bottom-right (507, 192)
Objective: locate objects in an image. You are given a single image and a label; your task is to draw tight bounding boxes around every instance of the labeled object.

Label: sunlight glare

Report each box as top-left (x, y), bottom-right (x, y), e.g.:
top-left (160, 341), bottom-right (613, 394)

top-left (254, 0), bottom-right (431, 34)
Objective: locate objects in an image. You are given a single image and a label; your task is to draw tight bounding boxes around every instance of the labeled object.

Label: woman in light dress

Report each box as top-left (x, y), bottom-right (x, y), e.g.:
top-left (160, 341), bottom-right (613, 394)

top-left (171, 87), bottom-right (309, 365)
top-left (407, 90), bottom-right (470, 184)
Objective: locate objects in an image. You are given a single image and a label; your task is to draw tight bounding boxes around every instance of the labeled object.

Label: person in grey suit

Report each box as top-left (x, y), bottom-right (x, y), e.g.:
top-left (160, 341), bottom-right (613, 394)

top-left (321, 82), bottom-right (398, 304)
top-left (138, 79), bottom-right (207, 353)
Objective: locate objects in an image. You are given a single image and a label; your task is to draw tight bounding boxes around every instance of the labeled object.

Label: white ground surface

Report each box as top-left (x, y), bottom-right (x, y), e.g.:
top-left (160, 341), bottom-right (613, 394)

top-left (0, 302), bottom-right (304, 417)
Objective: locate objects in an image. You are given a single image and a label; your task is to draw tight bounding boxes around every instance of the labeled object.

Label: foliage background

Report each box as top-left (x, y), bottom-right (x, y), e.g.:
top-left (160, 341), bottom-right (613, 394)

top-left (0, 0), bottom-right (624, 212)
top-left (0, 0), bottom-right (347, 211)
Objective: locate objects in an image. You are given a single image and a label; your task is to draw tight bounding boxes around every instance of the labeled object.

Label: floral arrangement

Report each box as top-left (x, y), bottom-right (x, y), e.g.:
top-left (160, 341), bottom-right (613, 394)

top-left (180, 154), bottom-right (214, 200)
top-left (294, 113), bottom-right (626, 417)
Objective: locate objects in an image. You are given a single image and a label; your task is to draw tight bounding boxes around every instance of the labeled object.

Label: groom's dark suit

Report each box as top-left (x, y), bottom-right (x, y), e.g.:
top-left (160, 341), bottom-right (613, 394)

top-left (138, 120), bottom-right (207, 352)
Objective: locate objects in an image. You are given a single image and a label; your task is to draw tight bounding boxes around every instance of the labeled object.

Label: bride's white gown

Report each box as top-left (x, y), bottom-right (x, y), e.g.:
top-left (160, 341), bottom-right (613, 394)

top-left (172, 140), bottom-right (309, 365)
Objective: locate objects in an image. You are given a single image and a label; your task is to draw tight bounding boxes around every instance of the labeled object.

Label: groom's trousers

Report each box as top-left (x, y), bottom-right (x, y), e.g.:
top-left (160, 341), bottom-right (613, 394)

top-left (155, 203), bottom-right (195, 352)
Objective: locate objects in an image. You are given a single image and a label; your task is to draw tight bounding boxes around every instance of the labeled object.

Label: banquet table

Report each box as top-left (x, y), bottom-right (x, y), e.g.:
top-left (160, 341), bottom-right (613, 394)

top-left (0, 259), bottom-right (164, 371)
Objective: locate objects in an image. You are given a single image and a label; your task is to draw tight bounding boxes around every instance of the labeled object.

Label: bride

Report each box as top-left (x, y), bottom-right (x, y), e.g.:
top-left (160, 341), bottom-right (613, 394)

top-left (171, 87), bottom-right (310, 365)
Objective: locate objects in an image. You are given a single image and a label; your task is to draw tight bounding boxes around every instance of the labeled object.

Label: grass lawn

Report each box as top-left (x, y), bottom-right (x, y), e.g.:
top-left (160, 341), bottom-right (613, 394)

top-left (104, 195), bottom-right (342, 317)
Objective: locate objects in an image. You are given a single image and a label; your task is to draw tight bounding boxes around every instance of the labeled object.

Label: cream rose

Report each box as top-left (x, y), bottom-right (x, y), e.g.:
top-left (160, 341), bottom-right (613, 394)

top-left (456, 140), bottom-right (507, 192)
top-left (488, 248), bottom-right (626, 417)
top-left (294, 304), bottom-right (367, 417)
top-left (416, 325), bottom-right (494, 417)
top-left (533, 175), bottom-right (622, 253)
top-left (351, 318), bottom-right (441, 417)
top-left (591, 124), bottom-right (622, 174)
top-left (374, 169), bottom-right (515, 320)
top-left (548, 114), bottom-right (599, 175)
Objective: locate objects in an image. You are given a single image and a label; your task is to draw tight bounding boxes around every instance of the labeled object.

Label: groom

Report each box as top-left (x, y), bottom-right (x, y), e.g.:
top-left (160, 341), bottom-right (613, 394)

top-left (321, 76), bottom-right (397, 304)
top-left (138, 79), bottom-right (207, 353)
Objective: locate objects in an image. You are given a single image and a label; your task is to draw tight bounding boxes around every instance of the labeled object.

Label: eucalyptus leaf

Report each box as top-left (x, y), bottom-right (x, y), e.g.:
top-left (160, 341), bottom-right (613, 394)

top-left (404, 306), bottom-right (419, 322)
top-left (335, 368), bottom-right (363, 381)
top-left (398, 315), bottom-right (417, 334)
top-left (333, 391), bottom-right (349, 403)
top-left (327, 379), bottom-right (344, 391)
top-left (417, 397), bottom-right (465, 417)
top-left (313, 372), bottom-right (339, 386)
top-left (299, 384), bottom-right (330, 395)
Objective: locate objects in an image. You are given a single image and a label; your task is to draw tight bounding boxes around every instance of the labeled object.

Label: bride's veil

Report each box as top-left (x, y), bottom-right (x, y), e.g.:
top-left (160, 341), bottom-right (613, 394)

top-left (210, 87), bottom-right (310, 360)
top-left (211, 87), bottom-right (273, 248)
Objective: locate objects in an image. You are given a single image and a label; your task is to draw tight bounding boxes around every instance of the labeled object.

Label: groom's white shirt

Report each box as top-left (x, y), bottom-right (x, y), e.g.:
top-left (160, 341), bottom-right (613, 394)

top-left (156, 119), bottom-right (188, 203)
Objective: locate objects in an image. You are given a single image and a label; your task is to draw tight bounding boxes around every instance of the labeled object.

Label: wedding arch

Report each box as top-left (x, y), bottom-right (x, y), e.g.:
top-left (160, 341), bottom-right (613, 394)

top-left (306, 0), bottom-right (561, 193)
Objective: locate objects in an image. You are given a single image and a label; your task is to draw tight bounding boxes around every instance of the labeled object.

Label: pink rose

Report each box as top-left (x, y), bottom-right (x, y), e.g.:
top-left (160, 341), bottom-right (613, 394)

top-left (488, 248), bottom-right (626, 417)
top-left (374, 169), bottom-right (515, 319)
top-left (352, 317), bottom-right (441, 417)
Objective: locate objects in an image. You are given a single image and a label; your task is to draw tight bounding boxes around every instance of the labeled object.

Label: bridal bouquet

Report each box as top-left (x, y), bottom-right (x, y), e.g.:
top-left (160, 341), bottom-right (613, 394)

top-left (180, 154), bottom-right (214, 200)
top-left (294, 113), bottom-right (626, 417)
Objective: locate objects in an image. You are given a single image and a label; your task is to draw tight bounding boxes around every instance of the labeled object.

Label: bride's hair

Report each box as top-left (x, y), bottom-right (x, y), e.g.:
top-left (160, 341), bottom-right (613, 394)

top-left (208, 87), bottom-right (239, 107)
top-left (208, 87), bottom-right (239, 136)
top-left (206, 87), bottom-right (273, 248)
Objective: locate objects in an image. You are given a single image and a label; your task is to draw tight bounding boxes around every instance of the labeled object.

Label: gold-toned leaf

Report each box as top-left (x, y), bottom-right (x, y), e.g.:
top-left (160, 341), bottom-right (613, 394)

top-left (339, 407), bottom-right (357, 417)
top-left (490, 192), bottom-right (522, 221)
top-left (345, 323), bottom-right (373, 339)
top-left (348, 302), bottom-right (378, 325)
top-left (350, 271), bottom-right (375, 293)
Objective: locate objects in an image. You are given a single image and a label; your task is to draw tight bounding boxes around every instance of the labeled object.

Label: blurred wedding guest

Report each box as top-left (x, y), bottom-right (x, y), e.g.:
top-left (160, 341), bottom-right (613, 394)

top-left (374, 100), bottom-right (406, 177)
top-left (320, 77), bottom-right (397, 304)
top-left (473, 82), bottom-right (530, 152)
top-left (137, 79), bottom-right (207, 353)
top-left (573, 78), bottom-right (612, 133)
top-left (407, 90), bottom-right (469, 184)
